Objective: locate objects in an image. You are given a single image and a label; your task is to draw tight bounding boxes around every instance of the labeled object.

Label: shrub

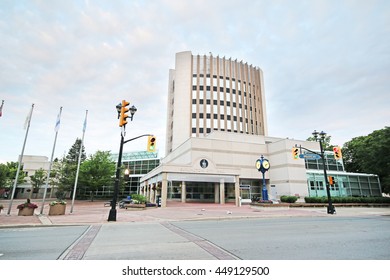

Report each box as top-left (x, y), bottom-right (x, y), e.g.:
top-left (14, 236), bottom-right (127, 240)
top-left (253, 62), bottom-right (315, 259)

top-left (49, 200), bottom-right (67, 206)
top-left (55, 190), bottom-right (66, 200)
top-left (130, 194), bottom-right (147, 204)
top-left (280, 195), bottom-right (298, 203)
top-left (17, 199), bottom-right (38, 210)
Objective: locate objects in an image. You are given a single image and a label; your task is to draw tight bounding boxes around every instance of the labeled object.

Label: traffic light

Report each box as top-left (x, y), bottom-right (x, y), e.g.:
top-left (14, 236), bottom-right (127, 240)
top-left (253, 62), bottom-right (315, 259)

top-left (147, 135), bottom-right (156, 152)
top-left (333, 146), bottom-right (342, 160)
top-left (328, 176), bottom-right (335, 186)
top-left (119, 100), bottom-right (130, 127)
top-left (292, 147), bottom-right (299, 160)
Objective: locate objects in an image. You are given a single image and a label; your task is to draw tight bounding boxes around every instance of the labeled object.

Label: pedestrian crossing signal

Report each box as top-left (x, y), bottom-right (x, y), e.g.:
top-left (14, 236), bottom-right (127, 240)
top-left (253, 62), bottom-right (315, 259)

top-left (292, 147), bottom-right (299, 160)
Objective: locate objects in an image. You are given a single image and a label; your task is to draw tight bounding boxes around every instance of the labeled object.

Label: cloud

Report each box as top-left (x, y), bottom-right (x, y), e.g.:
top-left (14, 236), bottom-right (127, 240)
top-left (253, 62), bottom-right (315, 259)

top-left (0, 0), bottom-right (389, 163)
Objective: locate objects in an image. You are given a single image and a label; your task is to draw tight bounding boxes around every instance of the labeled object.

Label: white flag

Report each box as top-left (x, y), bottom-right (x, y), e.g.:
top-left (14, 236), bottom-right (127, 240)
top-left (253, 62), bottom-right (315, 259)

top-left (24, 105), bottom-right (33, 129)
top-left (55, 113), bottom-right (61, 132)
top-left (83, 111), bottom-right (88, 132)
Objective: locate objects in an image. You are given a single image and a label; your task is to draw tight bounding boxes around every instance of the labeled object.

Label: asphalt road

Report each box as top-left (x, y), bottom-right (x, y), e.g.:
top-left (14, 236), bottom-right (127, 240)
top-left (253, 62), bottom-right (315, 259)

top-left (0, 226), bottom-right (89, 260)
top-left (1, 215), bottom-right (389, 260)
top-left (173, 216), bottom-right (390, 259)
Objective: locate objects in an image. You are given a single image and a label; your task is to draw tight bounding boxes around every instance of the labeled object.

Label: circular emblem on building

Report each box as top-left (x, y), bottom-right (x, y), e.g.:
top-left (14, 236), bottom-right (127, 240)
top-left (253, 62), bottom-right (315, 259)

top-left (200, 159), bottom-right (208, 169)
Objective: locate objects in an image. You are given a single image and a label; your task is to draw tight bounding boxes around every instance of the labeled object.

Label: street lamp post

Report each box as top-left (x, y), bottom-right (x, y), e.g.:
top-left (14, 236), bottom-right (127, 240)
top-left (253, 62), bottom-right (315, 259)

top-left (108, 104), bottom-right (137, 222)
top-left (312, 130), bottom-right (336, 214)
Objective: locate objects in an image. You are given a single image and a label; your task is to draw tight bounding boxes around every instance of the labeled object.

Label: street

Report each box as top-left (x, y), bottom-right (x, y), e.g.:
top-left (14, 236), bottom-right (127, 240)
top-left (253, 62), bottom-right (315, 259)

top-left (0, 225), bottom-right (89, 260)
top-left (173, 216), bottom-right (390, 259)
top-left (1, 215), bottom-right (389, 260)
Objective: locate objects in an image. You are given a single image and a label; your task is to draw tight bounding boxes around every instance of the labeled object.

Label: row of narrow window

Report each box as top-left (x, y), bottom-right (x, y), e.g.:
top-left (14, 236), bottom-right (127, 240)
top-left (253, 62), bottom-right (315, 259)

top-left (192, 98), bottom-right (252, 109)
top-left (192, 113), bottom-right (253, 123)
top-left (192, 128), bottom-right (253, 134)
top-left (192, 85), bottom-right (256, 97)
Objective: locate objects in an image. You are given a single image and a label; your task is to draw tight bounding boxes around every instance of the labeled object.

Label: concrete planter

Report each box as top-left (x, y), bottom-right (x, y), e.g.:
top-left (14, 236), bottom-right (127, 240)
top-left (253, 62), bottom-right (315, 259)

top-left (18, 207), bottom-right (35, 216)
top-left (49, 204), bottom-right (66, 215)
top-left (125, 204), bottom-right (146, 209)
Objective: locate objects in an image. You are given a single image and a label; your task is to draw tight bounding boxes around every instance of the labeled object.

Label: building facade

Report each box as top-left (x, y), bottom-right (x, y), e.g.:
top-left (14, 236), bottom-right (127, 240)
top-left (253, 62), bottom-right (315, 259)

top-left (12, 155), bottom-right (51, 199)
top-left (166, 51), bottom-right (268, 154)
top-left (113, 151), bottom-right (160, 195)
top-left (304, 152), bottom-right (381, 198)
top-left (140, 51), bottom-right (382, 207)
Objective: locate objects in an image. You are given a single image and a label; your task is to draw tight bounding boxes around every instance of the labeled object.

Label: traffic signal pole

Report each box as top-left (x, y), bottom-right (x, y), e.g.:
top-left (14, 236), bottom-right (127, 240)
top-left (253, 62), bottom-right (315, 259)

top-left (108, 100), bottom-right (157, 221)
top-left (107, 132), bottom-right (124, 222)
top-left (107, 133), bottom-right (155, 221)
top-left (318, 139), bottom-right (336, 214)
top-left (296, 130), bottom-right (336, 215)
top-left (107, 133), bottom-right (154, 222)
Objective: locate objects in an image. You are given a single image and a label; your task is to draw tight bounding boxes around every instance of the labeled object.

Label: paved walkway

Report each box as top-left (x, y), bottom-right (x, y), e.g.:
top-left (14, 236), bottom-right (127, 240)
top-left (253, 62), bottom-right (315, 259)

top-left (1, 199), bottom-right (390, 227)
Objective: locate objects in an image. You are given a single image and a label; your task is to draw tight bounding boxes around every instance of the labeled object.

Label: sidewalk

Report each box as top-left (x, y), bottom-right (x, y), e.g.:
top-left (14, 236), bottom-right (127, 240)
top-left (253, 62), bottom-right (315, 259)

top-left (2, 199), bottom-right (390, 228)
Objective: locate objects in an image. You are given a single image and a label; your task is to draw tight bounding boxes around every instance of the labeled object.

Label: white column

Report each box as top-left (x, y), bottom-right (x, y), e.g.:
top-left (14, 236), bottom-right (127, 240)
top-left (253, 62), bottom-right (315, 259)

top-left (214, 183), bottom-right (219, 203)
top-left (161, 173), bottom-right (168, 208)
top-left (219, 180), bottom-right (225, 204)
top-left (235, 176), bottom-right (240, 207)
top-left (181, 181), bottom-right (186, 203)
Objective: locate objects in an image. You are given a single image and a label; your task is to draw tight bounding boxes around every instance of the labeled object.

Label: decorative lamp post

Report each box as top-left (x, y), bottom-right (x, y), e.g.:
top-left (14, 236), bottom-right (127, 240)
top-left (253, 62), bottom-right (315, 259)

top-left (256, 155), bottom-right (270, 201)
top-left (312, 130), bottom-right (336, 214)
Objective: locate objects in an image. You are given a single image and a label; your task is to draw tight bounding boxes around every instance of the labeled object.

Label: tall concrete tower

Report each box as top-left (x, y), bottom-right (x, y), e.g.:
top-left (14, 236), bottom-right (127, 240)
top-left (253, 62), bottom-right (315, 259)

top-left (166, 51), bottom-right (268, 155)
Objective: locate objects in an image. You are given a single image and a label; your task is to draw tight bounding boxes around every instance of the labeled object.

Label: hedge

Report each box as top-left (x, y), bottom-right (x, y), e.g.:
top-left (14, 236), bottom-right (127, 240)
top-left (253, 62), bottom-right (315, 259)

top-left (280, 195), bottom-right (298, 203)
top-left (304, 196), bottom-right (390, 204)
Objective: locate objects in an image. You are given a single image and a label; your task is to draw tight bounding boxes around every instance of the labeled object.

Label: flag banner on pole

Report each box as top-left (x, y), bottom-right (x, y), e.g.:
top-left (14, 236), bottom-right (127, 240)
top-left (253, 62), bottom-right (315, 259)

top-left (24, 104), bottom-right (33, 129)
top-left (83, 110), bottom-right (88, 132)
top-left (55, 111), bottom-right (61, 132)
top-left (0, 100), bottom-right (4, 117)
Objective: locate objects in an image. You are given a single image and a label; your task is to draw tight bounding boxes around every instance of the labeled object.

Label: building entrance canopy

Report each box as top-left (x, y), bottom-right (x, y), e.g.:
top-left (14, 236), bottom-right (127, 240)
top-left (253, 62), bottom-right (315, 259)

top-left (167, 172), bottom-right (236, 183)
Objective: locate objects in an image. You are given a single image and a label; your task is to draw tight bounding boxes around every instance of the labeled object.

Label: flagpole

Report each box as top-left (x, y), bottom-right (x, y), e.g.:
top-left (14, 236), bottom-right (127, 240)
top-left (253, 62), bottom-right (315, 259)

top-left (40, 107), bottom-right (63, 215)
top-left (70, 110), bottom-right (88, 214)
top-left (7, 104), bottom-right (34, 215)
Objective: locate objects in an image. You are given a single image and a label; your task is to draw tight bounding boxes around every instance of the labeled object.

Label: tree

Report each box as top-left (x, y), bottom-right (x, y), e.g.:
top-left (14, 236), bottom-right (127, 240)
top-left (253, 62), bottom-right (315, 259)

top-left (0, 163), bottom-right (9, 189)
top-left (57, 139), bottom-right (87, 197)
top-left (66, 138), bottom-right (86, 163)
top-left (3, 162), bottom-right (26, 189)
top-left (29, 168), bottom-right (46, 198)
top-left (343, 127), bottom-right (390, 194)
top-left (79, 151), bottom-right (115, 201)
top-left (306, 134), bottom-right (334, 151)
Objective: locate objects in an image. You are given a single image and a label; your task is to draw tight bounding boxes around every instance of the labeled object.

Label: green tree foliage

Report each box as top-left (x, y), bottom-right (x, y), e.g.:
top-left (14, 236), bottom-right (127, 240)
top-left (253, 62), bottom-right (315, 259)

top-left (306, 134), bottom-right (334, 151)
top-left (79, 151), bottom-right (115, 201)
top-left (57, 139), bottom-right (86, 197)
top-left (0, 162), bottom-right (25, 191)
top-left (0, 163), bottom-right (9, 189)
top-left (29, 168), bottom-right (46, 198)
top-left (7, 162), bottom-right (26, 186)
top-left (66, 138), bottom-right (87, 163)
top-left (343, 127), bottom-right (390, 194)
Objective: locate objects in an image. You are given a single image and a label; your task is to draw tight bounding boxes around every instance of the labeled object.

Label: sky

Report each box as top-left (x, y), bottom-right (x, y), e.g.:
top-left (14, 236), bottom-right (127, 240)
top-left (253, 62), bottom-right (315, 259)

top-left (0, 0), bottom-right (389, 164)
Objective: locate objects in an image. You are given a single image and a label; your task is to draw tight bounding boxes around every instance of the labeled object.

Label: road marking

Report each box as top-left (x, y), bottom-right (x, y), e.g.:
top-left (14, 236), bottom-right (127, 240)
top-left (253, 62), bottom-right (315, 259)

top-left (58, 225), bottom-right (101, 260)
top-left (161, 222), bottom-right (239, 260)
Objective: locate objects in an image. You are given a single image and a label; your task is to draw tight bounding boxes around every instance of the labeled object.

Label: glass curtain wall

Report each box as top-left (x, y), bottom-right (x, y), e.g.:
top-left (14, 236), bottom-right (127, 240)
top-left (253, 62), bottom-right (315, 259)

top-left (307, 172), bottom-right (381, 197)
